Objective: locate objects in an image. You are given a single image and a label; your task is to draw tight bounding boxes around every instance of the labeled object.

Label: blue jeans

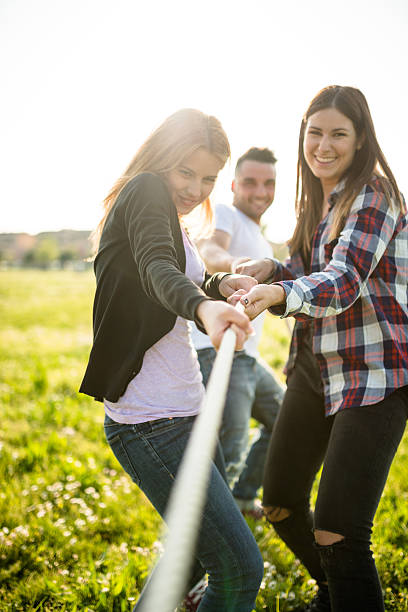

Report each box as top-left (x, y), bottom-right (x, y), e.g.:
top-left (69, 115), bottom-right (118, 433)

top-left (263, 351), bottom-right (408, 611)
top-left (104, 414), bottom-right (264, 611)
top-left (198, 348), bottom-right (284, 501)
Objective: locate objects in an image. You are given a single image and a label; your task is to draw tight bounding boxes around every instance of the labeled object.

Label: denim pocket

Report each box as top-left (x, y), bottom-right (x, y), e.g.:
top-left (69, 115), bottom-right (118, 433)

top-left (141, 417), bottom-right (180, 439)
top-left (107, 433), bottom-right (141, 486)
top-left (104, 414), bottom-right (124, 438)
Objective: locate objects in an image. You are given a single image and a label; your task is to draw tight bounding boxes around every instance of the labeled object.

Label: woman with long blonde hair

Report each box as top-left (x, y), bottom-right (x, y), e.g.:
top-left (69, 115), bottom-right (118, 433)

top-left (80, 108), bottom-right (264, 611)
top-left (232, 86), bottom-right (408, 611)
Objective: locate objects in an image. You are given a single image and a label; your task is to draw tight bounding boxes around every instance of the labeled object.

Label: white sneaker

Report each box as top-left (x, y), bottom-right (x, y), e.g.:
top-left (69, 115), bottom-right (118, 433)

top-left (234, 497), bottom-right (264, 520)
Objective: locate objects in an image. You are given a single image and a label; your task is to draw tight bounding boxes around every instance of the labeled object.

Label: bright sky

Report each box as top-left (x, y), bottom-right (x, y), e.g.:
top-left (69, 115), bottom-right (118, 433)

top-left (1, 0), bottom-right (407, 242)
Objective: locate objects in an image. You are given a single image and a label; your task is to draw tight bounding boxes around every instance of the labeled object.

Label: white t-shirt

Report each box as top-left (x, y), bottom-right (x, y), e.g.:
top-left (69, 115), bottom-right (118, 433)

top-left (104, 229), bottom-right (206, 424)
top-left (190, 204), bottom-right (273, 358)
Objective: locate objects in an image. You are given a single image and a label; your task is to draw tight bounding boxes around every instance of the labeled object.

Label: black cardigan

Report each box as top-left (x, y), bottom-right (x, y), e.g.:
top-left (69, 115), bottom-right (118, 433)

top-left (79, 172), bottom-right (228, 402)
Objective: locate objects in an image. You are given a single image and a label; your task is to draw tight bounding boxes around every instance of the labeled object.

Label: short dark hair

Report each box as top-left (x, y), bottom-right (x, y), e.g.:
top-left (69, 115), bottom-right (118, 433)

top-left (235, 147), bottom-right (277, 174)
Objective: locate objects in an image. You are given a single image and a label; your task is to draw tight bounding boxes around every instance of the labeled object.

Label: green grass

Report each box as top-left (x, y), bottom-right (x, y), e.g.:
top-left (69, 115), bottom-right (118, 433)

top-left (0, 269), bottom-right (407, 611)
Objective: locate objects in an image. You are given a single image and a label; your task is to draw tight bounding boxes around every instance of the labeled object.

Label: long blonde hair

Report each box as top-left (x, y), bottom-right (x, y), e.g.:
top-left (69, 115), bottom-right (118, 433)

top-left (91, 109), bottom-right (230, 252)
top-left (291, 86), bottom-right (404, 265)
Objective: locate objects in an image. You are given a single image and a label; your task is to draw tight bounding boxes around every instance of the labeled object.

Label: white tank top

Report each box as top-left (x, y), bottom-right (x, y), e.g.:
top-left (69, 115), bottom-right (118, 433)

top-left (190, 203), bottom-right (273, 358)
top-left (104, 229), bottom-right (206, 424)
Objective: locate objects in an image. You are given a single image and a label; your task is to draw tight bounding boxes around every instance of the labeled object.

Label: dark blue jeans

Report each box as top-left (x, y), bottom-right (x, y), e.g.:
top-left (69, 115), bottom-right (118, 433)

top-left (104, 414), bottom-right (264, 611)
top-left (263, 360), bottom-right (408, 612)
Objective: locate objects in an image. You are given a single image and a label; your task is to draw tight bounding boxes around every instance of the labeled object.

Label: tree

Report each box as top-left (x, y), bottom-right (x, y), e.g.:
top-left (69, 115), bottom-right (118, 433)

top-left (59, 249), bottom-right (76, 269)
top-left (29, 238), bottom-right (59, 269)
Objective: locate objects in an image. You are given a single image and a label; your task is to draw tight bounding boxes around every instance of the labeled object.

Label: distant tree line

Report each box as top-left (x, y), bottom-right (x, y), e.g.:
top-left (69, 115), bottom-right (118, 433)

top-left (20, 238), bottom-right (83, 269)
top-left (0, 231), bottom-right (93, 270)
top-left (0, 230), bottom-right (288, 270)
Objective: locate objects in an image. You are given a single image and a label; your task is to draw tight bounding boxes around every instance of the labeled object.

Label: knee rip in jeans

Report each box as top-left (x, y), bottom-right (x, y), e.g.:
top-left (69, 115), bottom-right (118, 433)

top-left (314, 529), bottom-right (344, 546)
top-left (263, 505), bottom-right (291, 523)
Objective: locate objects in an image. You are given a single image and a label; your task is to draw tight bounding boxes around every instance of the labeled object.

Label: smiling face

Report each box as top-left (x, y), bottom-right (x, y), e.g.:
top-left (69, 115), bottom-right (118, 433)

top-left (232, 160), bottom-right (276, 224)
top-left (303, 107), bottom-right (361, 198)
top-left (164, 148), bottom-right (223, 216)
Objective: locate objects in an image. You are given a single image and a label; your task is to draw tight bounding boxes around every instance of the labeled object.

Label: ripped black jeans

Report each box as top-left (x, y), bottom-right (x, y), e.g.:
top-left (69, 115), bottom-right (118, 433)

top-left (262, 358), bottom-right (408, 612)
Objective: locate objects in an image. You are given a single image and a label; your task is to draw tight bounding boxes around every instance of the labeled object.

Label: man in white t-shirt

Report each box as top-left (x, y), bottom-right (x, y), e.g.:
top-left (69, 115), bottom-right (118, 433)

top-left (190, 147), bottom-right (284, 518)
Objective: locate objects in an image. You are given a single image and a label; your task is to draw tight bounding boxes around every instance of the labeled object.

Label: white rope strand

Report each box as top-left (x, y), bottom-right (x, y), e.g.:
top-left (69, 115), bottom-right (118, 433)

top-left (138, 303), bottom-right (244, 612)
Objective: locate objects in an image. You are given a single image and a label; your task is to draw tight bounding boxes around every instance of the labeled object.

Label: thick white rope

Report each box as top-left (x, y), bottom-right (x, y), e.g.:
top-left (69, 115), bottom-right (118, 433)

top-left (138, 303), bottom-right (245, 612)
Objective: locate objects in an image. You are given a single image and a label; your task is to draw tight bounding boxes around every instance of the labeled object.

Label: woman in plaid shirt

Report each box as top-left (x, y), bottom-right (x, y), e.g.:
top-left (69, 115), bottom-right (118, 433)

top-left (232, 86), bottom-right (408, 611)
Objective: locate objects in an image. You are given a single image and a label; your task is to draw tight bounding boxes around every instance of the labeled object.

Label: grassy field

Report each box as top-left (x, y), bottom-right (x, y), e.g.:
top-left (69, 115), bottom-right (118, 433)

top-left (0, 269), bottom-right (407, 611)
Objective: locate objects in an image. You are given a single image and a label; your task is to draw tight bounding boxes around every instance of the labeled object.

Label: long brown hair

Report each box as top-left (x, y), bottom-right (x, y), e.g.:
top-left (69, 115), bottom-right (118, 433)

top-left (91, 109), bottom-right (230, 252)
top-left (290, 85), bottom-right (403, 263)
